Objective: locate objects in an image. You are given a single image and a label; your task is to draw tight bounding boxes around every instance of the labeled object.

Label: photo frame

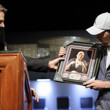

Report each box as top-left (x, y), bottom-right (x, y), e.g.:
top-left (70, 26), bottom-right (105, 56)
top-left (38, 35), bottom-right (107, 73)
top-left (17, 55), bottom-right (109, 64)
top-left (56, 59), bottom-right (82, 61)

top-left (54, 41), bottom-right (102, 84)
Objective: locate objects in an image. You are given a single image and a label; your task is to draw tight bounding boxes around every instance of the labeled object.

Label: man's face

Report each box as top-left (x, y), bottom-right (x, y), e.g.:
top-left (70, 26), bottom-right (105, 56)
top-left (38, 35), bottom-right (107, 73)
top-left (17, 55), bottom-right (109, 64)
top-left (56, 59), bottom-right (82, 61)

top-left (96, 31), bottom-right (110, 46)
top-left (0, 11), bottom-right (5, 27)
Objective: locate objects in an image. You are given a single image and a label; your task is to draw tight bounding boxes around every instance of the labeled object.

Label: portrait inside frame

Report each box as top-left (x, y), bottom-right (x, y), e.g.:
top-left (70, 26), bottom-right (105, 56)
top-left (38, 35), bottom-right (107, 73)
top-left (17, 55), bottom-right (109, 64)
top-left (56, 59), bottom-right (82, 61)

top-left (54, 41), bottom-right (102, 85)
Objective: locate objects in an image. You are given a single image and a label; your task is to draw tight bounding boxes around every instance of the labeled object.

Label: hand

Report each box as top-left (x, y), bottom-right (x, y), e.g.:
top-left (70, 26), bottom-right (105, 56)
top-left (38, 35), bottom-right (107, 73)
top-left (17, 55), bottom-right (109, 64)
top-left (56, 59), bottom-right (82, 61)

top-left (49, 57), bottom-right (64, 70)
top-left (81, 62), bottom-right (87, 73)
top-left (81, 62), bottom-right (84, 66)
top-left (70, 61), bottom-right (76, 65)
top-left (83, 80), bottom-right (105, 90)
top-left (58, 47), bottom-right (66, 57)
top-left (31, 88), bottom-right (39, 102)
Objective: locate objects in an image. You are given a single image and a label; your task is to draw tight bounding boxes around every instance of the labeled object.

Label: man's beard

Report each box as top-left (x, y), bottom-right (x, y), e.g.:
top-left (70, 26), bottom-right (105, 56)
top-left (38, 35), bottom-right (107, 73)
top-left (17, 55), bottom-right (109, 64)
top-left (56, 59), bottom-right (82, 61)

top-left (0, 27), bottom-right (6, 51)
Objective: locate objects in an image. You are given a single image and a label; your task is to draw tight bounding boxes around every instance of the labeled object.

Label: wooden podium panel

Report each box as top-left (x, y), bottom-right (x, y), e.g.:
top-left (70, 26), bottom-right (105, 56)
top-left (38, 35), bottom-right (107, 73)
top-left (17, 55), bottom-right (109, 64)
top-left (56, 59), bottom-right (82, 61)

top-left (0, 52), bottom-right (32, 110)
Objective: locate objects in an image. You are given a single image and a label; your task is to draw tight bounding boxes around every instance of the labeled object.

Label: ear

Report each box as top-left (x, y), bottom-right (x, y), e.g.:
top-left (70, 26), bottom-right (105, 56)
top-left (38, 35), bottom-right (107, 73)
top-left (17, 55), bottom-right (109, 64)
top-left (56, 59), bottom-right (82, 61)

top-left (108, 31), bottom-right (110, 38)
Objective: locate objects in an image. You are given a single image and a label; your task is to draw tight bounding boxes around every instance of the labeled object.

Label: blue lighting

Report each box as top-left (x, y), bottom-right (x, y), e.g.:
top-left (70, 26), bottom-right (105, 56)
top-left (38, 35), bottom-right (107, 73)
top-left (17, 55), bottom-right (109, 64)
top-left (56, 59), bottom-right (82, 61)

top-left (74, 85), bottom-right (88, 95)
top-left (36, 79), bottom-right (52, 96)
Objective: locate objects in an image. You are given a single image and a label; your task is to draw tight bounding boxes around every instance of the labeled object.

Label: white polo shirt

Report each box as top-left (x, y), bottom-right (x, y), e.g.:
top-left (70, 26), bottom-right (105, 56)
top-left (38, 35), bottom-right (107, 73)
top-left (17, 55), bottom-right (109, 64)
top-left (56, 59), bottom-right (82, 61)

top-left (106, 48), bottom-right (110, 69)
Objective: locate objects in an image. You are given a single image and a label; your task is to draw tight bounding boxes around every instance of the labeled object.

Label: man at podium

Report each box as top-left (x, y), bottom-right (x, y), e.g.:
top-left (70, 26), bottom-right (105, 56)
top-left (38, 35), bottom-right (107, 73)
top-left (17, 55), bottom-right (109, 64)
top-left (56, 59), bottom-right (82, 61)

top-left (0, 4), bottom-right (64, 103)
top-left (0, 4), bottom-right (64, 72)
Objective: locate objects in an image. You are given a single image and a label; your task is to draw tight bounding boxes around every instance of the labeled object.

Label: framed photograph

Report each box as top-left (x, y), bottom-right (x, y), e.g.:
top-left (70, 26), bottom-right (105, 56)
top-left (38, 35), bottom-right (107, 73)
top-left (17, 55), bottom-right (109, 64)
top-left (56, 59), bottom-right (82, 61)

top-left (54, 41), bottom-right (102, 84)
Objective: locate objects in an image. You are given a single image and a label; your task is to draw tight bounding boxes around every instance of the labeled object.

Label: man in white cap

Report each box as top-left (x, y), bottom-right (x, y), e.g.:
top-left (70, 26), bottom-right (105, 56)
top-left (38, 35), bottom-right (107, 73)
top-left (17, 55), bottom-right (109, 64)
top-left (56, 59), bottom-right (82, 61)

top-left (58, 12), bottom-right (110, 110)
top-left (83, 12), bottom-right (110, 110)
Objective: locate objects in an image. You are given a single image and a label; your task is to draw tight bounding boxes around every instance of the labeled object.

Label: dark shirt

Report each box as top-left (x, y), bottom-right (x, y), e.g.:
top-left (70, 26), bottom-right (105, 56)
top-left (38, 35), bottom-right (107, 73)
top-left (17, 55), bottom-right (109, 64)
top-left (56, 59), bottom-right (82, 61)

top-left (24, 56), bottom-right (49, 72)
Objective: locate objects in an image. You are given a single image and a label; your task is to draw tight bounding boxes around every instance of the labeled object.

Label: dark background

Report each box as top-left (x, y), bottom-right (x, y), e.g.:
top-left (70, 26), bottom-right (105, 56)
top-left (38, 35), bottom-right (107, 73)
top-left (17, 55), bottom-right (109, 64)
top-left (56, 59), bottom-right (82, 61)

top-left (1, 1), bottom-right (110, 80)
top-left (1, 1), bottom-right (110, 32)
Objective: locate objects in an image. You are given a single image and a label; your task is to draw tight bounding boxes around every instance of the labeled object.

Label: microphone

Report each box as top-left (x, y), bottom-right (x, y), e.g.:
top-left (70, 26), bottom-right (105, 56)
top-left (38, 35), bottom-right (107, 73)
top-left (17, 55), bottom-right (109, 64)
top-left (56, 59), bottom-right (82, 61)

top-left (0, 27), bottom-right (7, 51)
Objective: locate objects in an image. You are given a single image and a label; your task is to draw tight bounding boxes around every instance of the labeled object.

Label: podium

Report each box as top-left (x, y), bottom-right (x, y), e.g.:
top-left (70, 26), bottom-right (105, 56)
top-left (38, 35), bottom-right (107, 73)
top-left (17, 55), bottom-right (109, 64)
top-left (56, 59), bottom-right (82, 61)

top-left (0, 52), bottom-right (32, 110)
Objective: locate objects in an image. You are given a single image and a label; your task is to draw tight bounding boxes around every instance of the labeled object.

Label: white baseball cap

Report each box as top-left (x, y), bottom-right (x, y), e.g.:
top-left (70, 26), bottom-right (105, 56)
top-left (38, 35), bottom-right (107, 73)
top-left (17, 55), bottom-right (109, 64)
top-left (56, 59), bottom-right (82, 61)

top-left (86, 12), bottom-right (110, 35)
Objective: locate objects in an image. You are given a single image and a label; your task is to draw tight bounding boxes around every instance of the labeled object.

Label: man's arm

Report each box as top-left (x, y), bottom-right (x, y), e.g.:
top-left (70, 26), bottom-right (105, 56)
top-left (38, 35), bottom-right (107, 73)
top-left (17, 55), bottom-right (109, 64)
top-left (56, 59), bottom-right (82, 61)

top-left (25, 56), bottom-right (64, 72)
